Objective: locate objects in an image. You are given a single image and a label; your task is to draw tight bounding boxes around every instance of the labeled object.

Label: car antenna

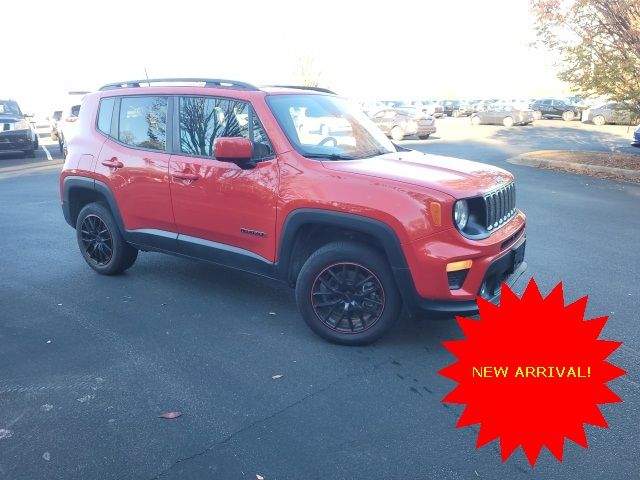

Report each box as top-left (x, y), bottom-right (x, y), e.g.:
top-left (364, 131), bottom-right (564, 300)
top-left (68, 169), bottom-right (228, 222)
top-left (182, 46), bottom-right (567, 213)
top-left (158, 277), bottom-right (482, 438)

top-left (144, 67), bottom-right (151, 87)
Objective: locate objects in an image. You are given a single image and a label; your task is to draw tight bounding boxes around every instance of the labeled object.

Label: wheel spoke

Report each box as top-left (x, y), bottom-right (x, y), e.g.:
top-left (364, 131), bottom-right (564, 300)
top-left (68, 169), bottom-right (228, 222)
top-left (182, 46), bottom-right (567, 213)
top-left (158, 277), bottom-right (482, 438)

top-left (347, 315), bottom-right (355, 332)
top-left (355, 274), bottom-right (373, 288)
top-left (358, 309), bottom-right (367, 328)
top-left (314, 299), bottom-right (342, 308)
top-left (323, 302), bottom-right (340, 322)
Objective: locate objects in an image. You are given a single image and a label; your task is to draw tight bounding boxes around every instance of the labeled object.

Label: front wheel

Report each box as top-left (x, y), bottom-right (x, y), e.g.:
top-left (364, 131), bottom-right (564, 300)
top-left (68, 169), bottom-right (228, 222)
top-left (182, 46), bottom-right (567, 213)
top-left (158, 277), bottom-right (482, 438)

top-left (295, 241), bottom-right (402, 345)
top-left (390, 126), bottom-right (404, 142)
top-left (593, 115), bottom-right (606, 126)
top-left (76, 202), bottom-right (138, 275)
top-left (503, 116), bottom-right (514, 127)
top-left (471, 115), bottom-right (481, 125)
top-left (562, 110), bottom-right (575, 121)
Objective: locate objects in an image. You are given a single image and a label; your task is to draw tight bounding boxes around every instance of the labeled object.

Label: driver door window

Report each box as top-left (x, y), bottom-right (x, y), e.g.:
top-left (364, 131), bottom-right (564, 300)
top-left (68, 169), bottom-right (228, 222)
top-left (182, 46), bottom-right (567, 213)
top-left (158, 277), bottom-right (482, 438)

top-left (178, 96), bottom-right (273, 161)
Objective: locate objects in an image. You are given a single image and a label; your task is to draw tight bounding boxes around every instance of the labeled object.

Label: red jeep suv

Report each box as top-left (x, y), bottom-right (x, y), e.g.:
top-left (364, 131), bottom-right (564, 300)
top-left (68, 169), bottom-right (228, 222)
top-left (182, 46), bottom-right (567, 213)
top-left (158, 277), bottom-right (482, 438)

top-left (60, 78), bottom-right (527, 345)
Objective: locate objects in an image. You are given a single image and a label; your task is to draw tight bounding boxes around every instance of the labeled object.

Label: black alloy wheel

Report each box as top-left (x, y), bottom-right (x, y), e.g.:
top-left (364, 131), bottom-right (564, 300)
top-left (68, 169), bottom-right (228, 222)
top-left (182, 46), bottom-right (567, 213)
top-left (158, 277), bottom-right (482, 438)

top-left (311, 262), bottom-right (385, 334)
top-left (80, 214), bottom-right (113, 266)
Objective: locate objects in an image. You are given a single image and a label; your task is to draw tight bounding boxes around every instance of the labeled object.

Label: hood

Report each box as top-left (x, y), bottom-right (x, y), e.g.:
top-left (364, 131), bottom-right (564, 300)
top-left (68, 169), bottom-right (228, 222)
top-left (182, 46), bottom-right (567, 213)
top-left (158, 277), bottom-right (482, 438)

top-left (321, 150), bottom-right (513, 199)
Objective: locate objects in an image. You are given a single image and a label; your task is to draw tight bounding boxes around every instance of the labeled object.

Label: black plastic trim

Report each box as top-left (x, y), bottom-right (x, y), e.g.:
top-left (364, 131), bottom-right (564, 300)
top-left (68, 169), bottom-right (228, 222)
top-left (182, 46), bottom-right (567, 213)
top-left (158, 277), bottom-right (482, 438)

top-left (62, 176), bottom-right (95, 226)
top-left (277, 209), bottom-right (410, 274)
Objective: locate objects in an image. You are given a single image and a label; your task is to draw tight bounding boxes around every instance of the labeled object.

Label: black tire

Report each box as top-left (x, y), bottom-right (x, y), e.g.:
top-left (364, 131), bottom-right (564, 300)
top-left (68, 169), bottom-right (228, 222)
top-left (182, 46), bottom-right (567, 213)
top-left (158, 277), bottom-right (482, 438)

top-left (23, 148), bottom-right (35, 158)
top-left (295, 241), bottom-right (402, 345)
top-left (75, 202), bottom-right (138, 275)
top-left (418, 134), bottom-right (430, 139)
top-left (562, 110), bottom-right (575, 122)
top-left (58, 136), bottom-right (64, 156)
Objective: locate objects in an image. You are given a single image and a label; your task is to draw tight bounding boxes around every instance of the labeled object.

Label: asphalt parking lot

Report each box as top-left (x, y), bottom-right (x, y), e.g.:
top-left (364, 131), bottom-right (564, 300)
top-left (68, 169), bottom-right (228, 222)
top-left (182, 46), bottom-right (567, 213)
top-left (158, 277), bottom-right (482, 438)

top-left (1, 121), bottom-right (638, 480)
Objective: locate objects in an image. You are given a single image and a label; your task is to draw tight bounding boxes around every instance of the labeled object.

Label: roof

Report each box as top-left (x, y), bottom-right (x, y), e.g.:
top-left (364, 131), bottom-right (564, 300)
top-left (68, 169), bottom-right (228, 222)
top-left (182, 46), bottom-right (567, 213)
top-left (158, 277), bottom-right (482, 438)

top-left (97, 78), bottom-right (336, 96)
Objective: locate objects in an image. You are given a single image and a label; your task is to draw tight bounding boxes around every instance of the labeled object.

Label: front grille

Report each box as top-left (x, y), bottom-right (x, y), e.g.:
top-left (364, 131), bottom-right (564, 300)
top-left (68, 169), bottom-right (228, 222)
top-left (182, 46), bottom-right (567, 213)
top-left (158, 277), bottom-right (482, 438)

top-left (484, 183), bottom-right (516, 232)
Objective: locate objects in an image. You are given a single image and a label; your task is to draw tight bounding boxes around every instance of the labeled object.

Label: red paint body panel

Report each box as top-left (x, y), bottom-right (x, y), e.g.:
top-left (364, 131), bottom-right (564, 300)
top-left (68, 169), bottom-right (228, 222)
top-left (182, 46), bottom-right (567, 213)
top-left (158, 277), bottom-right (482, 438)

top-left (94, 138), bottom-right (175, 232)
top-left (169, 154), bottom-right (279, 260)
top-left (214, 137), bottom-right (253, 159)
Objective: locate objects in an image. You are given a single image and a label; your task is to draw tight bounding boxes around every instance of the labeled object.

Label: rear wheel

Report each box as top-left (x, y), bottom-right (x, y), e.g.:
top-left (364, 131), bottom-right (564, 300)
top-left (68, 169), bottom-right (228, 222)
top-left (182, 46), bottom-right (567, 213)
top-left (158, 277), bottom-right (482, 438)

top-left (533, 110), bottom-right (542, 120)
top-left (76, 202), bottom-right (138, 275)
top-left (593, 115), bottom-right (606, 126)
top-left (295, 241), bottom-right (402, 345)
top-left (562, 110), bottom-right (575, 121)
top-left (503, 116), bottom-right (514, 127)
top-left (23, 148), bottom-right (35, 158)
top-left (471, 115), bottom-right (481, 125)
top-left (390, 126), bottom-right (404, 142)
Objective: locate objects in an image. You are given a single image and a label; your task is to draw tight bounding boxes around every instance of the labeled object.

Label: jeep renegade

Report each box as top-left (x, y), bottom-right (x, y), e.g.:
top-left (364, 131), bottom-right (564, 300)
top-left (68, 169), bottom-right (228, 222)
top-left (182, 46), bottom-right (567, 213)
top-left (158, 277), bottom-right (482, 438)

top-left (60, 78), bottom-right (527, 345)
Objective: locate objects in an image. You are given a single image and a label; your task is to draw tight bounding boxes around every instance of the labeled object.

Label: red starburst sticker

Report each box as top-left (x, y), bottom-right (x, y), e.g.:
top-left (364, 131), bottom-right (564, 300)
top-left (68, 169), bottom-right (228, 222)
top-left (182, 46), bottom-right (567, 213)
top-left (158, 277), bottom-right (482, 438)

top-left (439, 279), bottom-right (625, 466)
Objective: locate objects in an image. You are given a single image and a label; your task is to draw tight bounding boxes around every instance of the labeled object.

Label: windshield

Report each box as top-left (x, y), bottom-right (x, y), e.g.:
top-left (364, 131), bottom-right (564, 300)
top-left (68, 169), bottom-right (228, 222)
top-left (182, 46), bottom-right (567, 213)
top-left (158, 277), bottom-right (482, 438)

top-left (0, 100), bottom-right (22, 116)
top-left (267, 94), bottom-right (396, 160)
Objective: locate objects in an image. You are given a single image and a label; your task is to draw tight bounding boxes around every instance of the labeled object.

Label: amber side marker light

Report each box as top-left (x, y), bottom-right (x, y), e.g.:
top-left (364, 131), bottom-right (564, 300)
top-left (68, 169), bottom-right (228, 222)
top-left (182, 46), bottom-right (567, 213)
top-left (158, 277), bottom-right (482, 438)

top-left (429, 202), bottom-right (442, 226)
top-left (446, 259), bottom-right (473, 272)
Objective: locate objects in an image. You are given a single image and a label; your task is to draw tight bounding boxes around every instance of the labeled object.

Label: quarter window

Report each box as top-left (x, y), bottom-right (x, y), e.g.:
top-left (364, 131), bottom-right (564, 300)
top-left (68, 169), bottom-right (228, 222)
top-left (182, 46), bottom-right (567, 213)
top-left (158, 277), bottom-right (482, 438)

top-left (179, 96), bottom-right (273, 160)
top-left (118, 96), bottom-right (168, 151)
top-left (97, 98), bottom-right (115, 134)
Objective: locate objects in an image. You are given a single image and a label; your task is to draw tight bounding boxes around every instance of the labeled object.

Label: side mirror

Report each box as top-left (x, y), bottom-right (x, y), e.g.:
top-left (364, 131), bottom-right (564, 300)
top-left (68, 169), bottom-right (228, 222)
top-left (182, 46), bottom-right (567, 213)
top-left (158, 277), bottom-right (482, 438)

top-left (24, 113), bottom-right (34, 118)
top-left (213, 137), bottom-right (254, 168)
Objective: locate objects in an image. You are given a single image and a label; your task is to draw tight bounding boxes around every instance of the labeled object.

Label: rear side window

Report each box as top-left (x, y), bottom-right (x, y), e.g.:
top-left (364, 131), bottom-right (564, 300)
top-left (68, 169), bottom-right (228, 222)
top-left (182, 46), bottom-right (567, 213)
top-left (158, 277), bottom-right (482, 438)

top-left (178, 96), bottom-right (273, 160)
top-left (97, 98), bottom-right (115, 134)
top-left (119, 96), bottom-right (167, 151)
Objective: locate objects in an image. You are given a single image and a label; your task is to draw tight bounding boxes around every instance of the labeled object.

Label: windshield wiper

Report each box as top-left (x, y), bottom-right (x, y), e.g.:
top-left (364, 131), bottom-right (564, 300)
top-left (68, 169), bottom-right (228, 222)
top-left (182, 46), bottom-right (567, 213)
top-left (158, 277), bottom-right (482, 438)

top-left (303, 153), bottom-right (356, 160)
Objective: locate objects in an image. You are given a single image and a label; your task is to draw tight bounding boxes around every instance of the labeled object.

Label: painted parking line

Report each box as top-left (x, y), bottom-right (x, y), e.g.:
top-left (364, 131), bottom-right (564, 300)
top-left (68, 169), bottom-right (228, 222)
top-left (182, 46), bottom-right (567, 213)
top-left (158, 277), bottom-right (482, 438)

top-left (36, 132), bottom-right (53, 161)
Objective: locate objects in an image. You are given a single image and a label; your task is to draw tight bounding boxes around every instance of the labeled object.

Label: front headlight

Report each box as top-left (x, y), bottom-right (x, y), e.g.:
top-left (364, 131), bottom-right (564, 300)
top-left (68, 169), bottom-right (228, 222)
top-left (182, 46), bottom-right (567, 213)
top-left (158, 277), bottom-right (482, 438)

top-left (454, 200), bottom-right (469, 230)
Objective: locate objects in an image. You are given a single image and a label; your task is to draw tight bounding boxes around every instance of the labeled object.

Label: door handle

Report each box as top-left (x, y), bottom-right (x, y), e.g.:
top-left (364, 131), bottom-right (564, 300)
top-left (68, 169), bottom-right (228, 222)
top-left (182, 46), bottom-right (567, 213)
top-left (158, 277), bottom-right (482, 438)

top-left (173, 172), bottom-right (200, 181)
top-left (101, 158), bottom-right (123, 169)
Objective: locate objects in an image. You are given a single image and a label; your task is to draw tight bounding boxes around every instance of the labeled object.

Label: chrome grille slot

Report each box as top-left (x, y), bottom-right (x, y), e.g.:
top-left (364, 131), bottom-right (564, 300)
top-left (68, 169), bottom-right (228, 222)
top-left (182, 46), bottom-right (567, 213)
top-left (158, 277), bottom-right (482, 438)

top-left (484, 183), bottom-right (516, 232)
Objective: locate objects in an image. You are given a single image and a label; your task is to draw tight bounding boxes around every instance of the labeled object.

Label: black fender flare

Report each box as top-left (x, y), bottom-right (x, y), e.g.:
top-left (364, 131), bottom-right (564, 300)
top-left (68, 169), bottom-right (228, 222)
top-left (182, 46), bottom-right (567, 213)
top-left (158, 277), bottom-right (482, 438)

top-left (276, 208), bottom-right (412, 274)
top-left (62, 176), bottom-right (126, 233)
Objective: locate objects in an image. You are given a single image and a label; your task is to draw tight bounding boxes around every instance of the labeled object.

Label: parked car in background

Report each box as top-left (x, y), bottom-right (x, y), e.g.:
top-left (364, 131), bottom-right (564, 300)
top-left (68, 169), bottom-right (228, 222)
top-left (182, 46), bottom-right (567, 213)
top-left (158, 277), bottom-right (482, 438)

top-left (530, 98), bottom-right (580, 121)
top-left (583, 102), bottom-right (634, 126)
top-left (49, 110), bottom-right (63, 141)
top-left (56, 103), bottom-right (82, 156)
top-left (471, 105), bottom-right (534, 127)
top-left (631, 124), bottom-right (640, 147)
top-left (418, 100), bottom-right (444, 118)
top-left (371, 107), bottom-right (436, 140)
top-left (0, 99), bottom-right (39, 157)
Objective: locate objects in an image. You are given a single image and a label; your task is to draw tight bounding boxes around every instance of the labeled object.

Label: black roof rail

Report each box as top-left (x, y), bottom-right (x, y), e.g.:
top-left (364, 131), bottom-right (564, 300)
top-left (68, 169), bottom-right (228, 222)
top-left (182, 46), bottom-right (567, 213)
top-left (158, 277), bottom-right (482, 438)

top-left (267, 85), bottom-right (337, 95)
top-left (99, 78), bottom-right (259, 91)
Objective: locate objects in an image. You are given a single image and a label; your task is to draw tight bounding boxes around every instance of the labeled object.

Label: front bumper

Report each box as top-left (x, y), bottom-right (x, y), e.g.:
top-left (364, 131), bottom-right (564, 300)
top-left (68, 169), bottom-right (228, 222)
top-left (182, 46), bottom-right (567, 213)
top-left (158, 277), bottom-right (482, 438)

top-left (395, 211), bottom-right (527, 317)
top-left (0, 130), bottom-right (33, 152)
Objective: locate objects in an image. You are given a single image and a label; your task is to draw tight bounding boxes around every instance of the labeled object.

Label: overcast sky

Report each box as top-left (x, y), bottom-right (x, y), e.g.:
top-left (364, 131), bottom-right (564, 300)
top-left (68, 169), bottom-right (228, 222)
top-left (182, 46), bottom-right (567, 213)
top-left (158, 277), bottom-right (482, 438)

top-left (2, 0), bottom-right (568, 113)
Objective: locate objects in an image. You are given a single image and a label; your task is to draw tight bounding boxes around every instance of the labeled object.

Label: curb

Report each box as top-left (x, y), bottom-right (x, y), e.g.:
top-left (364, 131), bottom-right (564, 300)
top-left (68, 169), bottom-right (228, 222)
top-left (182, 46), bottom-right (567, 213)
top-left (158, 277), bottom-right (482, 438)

top-left (507, 154), bottom-right (640, 182)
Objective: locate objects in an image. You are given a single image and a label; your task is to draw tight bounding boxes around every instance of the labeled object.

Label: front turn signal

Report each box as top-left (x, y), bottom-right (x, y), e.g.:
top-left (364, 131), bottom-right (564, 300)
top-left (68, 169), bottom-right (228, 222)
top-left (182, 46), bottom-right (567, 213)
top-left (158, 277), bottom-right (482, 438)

top-left (446, 259), bottom-right (473, 272)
